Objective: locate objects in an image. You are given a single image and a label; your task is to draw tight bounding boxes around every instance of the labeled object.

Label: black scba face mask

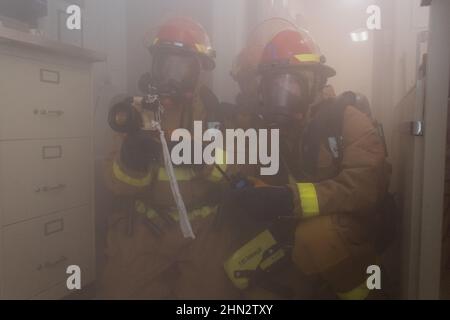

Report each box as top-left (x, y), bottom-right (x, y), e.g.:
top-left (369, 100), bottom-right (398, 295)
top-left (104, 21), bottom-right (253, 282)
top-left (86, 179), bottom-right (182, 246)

top-left (151, 50), bottom-right (201, 102)
top-left (260, 70), bottom-right (317, 127)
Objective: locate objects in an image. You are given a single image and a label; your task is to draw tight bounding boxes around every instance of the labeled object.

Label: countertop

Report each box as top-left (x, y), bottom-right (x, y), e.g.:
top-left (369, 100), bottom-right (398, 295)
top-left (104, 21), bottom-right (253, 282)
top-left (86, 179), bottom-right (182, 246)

top-left (0, 25), bottom-right (106, 62)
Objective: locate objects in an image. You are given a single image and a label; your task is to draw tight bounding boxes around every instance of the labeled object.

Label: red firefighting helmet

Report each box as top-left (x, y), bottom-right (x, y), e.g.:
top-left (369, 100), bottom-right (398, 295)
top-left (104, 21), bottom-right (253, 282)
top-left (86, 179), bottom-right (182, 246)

top-left (149, 16), bottom-right (216, 71)
top-left (231, 18), bottom-right (299, 85)
top-left (259, 28), bottom-right (335, 78)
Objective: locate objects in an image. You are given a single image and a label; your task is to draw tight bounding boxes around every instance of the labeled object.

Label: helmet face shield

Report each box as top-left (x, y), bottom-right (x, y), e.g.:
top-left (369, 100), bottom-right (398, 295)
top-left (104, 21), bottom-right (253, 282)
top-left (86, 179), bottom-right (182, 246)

top-left (260, 70), bottom-right (315, 126)
top-left (152, 50), bottom-right (201, 94)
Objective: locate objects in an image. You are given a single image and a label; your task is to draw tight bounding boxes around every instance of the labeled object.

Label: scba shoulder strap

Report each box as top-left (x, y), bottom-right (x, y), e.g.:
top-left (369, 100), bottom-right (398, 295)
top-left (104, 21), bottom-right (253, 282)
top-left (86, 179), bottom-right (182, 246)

top-left (301, 95), bottom-right (349, 177)
top-left (301, 91), bottom-right (388, 178)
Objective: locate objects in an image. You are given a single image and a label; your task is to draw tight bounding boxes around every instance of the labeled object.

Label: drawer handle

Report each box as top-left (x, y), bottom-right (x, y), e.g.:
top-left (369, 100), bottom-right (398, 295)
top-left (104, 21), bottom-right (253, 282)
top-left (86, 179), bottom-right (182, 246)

top-left (35, 183), bottom-right (67, 193)
top-left (42, 145), bottom-right (63, 160)
top-left (40, 69), bottom-right (60, 84)
top-left (36, 256), bottom-right (68, 271)
top-left (44, 218), bottom-right (65, 236)
top-left (33, 109), bottom-right (64, 117)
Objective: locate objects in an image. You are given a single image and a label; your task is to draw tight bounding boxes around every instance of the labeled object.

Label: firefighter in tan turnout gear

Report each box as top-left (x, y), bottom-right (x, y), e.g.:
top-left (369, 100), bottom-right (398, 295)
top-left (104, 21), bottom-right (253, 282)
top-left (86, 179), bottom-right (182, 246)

top-left (98, 17), bottom-right (239, 299)
top-left (222, 19), bottom-right (392, 300)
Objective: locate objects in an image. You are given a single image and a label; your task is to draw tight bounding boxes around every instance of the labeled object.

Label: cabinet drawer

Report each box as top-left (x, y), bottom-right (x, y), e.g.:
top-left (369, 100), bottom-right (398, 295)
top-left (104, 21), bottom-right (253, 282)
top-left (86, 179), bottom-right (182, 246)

top-left (0, 138), bottom-right (92, 225)
top-left (0, 54), bottom-right (92, 140)
top-left (1, 206), bottom-right (94, 300)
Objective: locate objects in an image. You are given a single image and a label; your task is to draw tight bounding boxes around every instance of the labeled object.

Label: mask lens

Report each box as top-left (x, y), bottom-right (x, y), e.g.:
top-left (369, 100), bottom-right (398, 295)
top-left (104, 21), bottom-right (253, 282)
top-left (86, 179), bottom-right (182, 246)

top-left (261, 71), bottom-right (315, 124)
top-left (269, 73), bottom-right (304, 109)
top-left (153, 52), bottom-right (200, 90)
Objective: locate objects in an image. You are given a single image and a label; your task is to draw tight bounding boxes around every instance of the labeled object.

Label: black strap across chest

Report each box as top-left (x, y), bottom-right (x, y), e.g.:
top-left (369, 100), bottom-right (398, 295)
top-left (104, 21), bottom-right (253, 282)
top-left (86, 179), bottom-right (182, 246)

top-left (297, 96), bottom-right (351, 179)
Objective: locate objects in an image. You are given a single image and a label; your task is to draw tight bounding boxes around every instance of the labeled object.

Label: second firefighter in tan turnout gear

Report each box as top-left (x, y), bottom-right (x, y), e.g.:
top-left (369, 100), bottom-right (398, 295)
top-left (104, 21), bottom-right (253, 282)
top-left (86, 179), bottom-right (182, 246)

top-left (98, 17), bottom-right (240, 299)
top-left (224, 18), bottom-right (392, 299)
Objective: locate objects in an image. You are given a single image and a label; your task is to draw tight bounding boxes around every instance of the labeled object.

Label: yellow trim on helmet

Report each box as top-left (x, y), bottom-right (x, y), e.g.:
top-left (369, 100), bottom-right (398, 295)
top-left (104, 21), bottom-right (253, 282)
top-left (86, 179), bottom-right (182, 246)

top-left (294, 54), bottom-right (321, 63)
top-left (297, 183), bottom-right (320, 218)
top-left (113, 161), bottom-right (152, 187)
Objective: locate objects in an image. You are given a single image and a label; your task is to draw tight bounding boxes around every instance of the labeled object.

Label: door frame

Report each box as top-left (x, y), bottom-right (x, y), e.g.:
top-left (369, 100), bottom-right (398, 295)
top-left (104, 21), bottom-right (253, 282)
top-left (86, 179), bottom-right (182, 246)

top-left (417, 0), bottom-right (450, 299)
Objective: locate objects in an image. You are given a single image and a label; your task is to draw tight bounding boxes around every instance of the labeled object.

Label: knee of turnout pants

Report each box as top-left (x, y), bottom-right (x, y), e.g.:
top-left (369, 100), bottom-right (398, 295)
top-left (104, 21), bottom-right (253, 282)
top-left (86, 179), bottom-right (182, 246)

top-left (292, 214), bottom-right (377, 300)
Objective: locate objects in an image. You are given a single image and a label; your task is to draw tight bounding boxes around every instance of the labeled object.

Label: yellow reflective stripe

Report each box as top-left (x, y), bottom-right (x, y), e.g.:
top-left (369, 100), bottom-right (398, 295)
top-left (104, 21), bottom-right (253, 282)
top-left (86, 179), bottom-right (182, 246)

top-left (337, 281), bottom-right (370, 300)
top-left (297, 183), bottom-right (320, 218)
top-left (157, 167), bottom-right (195, 181)
top-left (135, 200), bottom-right (146, 214)
top-left (215, 147), bottom-right (226, 165)
top-left (208, 147), bottom-right (227, 182)
top-left (209, 164), bottom-right (227, 182)
top-left (145, 208), bottom-right (159, 220)
top-left (260, 249), bottom-right (285, 271)
top-left (191, 206), bottom-right (216, 219)
top-left (113, 161), bottom-right (152, 187)
top-left (169, 205), bottom-right (216, 222)
top-left (137, 202), bottom-right (215, 222)
top-left (135, 200), bottom-right (159, 219)
top-left (294, 54), bottom-right (321, 63)
top-left (224, 230), bottom-right (277, 290)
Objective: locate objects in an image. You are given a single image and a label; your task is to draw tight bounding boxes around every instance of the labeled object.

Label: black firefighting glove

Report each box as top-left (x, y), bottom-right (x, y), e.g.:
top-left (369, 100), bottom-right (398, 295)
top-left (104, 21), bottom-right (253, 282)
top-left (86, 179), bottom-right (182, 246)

top-left (120, 132), bottom-right (161, 172)
top-left (226, 185), bottom-right (295, 221)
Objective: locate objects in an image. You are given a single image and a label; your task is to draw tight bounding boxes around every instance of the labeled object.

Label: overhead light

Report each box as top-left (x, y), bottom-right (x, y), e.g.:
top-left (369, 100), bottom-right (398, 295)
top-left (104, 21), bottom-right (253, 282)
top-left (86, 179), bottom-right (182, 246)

top-left (350, 29), bottom-right (369, 42)
top-left (270, 0), bottom-right (289, 8)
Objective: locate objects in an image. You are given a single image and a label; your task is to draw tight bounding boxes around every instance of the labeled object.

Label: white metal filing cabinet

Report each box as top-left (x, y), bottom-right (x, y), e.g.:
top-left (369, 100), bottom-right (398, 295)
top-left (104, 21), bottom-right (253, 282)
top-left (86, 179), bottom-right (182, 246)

top-left (0, 26), bottom-right (105, 299)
